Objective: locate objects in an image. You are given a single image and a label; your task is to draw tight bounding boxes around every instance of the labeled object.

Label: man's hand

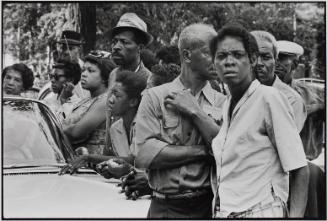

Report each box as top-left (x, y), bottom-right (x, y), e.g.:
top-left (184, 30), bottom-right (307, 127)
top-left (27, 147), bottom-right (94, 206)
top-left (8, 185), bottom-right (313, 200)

top-left (164, 89), bottom-right (201, 117)
top-left (96, 158), bottom-right (132, 179)
top-left (274, 62), bottom-right (288, 81)
top-left (59, 82), bottom-right (74, 104)
top-left (58, 155), bottom-right (89, 175)
top-left (120, 170), bottom-right (152, 200)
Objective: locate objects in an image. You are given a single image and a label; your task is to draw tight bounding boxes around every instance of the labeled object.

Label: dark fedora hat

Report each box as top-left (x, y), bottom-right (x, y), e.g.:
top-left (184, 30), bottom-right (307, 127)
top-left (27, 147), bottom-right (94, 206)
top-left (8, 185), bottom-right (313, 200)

top-left (57, 30), bottom-right (83, 45)
top-left (109, 13), bottom-right (153, 46)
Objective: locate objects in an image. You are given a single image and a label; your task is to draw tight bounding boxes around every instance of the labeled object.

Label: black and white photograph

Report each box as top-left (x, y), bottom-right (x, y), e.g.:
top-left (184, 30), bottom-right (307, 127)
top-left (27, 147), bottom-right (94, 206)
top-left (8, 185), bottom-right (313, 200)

top-left (1, 1), bottom-right (326, 219)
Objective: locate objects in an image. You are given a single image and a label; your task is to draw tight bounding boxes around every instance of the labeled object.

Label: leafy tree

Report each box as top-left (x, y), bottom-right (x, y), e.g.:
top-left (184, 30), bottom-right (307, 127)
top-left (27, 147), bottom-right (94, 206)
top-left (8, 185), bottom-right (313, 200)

top-left (2, 2), bottom-right (325, 82)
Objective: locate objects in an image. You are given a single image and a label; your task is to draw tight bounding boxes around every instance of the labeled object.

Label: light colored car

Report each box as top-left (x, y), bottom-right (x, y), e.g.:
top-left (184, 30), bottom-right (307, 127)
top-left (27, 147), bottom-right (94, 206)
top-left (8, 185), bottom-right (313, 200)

top-left (2, 97), bottom-right (150, 219)
top-left (297, 77), bottom-right (325, 91)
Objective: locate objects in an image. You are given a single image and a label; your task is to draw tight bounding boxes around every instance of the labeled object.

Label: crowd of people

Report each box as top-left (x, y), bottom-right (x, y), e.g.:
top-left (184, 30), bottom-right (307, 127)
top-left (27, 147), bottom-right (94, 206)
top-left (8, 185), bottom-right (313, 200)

top-left (2, 12), bottom-right (325, 219)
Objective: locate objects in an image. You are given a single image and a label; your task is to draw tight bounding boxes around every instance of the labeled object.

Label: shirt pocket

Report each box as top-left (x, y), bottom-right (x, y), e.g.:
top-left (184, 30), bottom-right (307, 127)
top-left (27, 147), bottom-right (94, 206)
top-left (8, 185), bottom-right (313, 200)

top-left (162, 108), bottom-right (179, 128)
top-left (160, 108), bottom-right (181, 144)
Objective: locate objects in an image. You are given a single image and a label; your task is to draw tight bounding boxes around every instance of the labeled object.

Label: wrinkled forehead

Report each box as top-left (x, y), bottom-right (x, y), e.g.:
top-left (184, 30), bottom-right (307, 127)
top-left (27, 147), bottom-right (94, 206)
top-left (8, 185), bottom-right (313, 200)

top-left (216, 36), bottom-right (245, 51)
top-left (256, 39), bottom-right (274, 53)
top-left (112, 29), bottom-right (136, 41)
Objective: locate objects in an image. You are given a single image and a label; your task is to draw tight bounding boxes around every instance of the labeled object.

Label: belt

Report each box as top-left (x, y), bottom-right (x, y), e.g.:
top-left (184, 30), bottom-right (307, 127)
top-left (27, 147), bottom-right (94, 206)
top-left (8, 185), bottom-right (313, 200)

top-left (152, 189), bottom-right (210, 200)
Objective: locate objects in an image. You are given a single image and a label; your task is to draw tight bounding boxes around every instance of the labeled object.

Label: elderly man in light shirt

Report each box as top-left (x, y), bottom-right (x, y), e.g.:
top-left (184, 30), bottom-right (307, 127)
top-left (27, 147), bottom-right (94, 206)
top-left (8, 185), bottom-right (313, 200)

top-left (210, 24), bottom-right (309, 218)
top-left (135, 23), bottom-right (226, 218)
top-left (251, 30), bottom-right (307, 132)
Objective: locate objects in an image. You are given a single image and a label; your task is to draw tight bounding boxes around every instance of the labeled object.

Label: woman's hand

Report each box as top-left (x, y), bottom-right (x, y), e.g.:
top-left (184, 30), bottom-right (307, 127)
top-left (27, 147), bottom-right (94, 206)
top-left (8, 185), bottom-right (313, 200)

top-left (58, 155), bottom-right (89, 175)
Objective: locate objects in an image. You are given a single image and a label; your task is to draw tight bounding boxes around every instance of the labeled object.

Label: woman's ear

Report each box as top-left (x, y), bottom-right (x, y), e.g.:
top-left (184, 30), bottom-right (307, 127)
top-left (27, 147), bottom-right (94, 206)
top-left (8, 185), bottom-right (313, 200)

top-left (129, 98), bottom-right (139, 108)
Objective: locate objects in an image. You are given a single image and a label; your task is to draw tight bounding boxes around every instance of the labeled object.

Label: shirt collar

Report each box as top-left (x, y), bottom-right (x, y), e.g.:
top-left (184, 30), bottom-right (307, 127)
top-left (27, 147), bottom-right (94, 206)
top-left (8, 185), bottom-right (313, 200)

top-left (172, 76), bottom-right (216, 105)
top-left (272, 75), bottom-right (282, 86)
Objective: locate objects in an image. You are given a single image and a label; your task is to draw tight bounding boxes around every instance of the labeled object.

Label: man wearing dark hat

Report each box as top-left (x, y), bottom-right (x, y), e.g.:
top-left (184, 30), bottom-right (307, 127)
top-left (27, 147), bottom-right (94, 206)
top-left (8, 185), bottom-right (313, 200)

top-left (57, 30), bottom-right (90, 99)
top-left (39, 30), bottom-right (90, 100)
top-left (107, 12), bottom-right (153, 90)
top-left (57, 30), bottom-right (84, 68)
top-left (101, 12), bottom-right (154, 200)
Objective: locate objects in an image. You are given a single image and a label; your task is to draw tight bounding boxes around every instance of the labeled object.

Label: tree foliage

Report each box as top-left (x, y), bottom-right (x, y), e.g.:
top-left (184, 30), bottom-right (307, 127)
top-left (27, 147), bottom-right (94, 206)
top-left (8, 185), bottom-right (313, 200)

top-left (2, 2), bottom-right (325, 80)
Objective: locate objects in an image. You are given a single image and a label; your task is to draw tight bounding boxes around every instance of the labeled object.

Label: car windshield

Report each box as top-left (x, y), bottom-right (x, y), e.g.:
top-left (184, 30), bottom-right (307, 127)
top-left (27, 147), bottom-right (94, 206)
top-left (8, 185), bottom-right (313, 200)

top-left (3, 99), bottom-right (67, 167)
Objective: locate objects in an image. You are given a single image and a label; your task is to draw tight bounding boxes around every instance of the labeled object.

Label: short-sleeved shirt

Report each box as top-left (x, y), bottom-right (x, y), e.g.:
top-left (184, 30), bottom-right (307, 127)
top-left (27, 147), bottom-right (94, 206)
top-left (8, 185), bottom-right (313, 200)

top-left (135, 76), bottom-right (226, 194)
top-left (109, 118), bottom-right (136, 157)
top-left (43, 92), bottom-right (81, 121)
top-left (211, 80), bottom-right (307, 215)
top-left (63, 93), bottom-right (107, 155)
top-left (273, 76), bottom-right (307, 131)
top-left (105, 61), bottom-right (152, 150)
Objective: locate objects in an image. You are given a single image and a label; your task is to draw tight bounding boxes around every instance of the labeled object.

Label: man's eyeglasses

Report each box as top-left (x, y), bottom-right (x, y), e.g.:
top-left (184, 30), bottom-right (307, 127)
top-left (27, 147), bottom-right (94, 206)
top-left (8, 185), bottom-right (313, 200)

top-left (49, 73), bottom-right (66, 81)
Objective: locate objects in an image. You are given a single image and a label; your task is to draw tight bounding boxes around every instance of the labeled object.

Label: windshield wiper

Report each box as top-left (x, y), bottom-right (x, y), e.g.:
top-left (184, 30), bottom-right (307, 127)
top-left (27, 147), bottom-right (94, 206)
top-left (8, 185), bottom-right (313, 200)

top-left (3, 163), bottom-right (67, 169)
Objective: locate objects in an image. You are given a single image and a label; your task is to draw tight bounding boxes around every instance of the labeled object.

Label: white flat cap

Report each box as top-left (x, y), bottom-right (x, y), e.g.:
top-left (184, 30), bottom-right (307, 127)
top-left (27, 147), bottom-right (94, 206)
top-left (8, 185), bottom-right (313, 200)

top-left (277, 40), bottom-right (304, 58)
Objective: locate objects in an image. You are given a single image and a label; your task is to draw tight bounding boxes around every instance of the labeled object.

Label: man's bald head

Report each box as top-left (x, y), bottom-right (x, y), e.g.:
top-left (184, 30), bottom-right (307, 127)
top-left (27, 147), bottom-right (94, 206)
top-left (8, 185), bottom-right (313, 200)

top-left (178, 24), bottom-right (217, 58)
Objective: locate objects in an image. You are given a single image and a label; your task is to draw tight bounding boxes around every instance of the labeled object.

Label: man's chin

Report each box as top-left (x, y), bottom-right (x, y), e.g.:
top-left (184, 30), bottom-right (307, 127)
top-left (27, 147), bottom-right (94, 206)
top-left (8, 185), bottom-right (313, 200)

top-left (112, 57), bottom-right (124, 65)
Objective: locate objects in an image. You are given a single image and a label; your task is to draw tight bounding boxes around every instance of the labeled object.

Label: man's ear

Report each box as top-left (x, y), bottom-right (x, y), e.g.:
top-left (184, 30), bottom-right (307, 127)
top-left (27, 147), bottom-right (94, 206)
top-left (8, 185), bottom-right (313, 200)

top-left (250, 54), bottom-right (258, 68)
top-left (291, 59), bottom-right (299, 71)
top-left (181, 49), bottom-right (191, 63)
top-left (138, 44), bottom-right (145, 53)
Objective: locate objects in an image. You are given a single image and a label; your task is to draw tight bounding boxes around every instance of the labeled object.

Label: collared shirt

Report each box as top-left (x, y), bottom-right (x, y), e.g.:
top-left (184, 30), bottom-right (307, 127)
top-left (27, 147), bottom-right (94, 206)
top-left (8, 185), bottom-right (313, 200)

top-left (43, 92), bottom-right (80, 121)
top-left (107, 61), bottom-right (152, 92)
top-left (105, 61), bottom-right (152, 150)
top-left (273, 76), bottom-right (307, 131)
top-left (109, 117), bottom-right (136, 157)
top-left (135, 76), bottom-right (226, 194)
top-left (211, 80), bottom-right (307, 215)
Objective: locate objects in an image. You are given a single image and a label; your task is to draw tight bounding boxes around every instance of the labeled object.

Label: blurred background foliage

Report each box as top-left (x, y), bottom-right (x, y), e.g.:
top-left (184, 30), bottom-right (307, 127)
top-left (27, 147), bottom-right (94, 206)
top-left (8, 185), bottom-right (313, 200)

top-left (2, 2), bottom-right (325, 83)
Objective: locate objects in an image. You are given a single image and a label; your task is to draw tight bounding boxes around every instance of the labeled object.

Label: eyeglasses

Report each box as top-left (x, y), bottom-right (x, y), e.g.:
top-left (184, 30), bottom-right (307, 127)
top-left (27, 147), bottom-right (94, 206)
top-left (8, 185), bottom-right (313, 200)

top-left (49, 73), bottom-right (66, 81)
top-left (88, 50), bottom-right (111, 59)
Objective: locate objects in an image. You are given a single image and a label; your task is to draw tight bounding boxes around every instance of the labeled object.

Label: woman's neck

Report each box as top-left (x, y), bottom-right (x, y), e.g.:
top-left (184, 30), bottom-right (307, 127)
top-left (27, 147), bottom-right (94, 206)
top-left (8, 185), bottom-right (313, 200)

top-left (122, 108), bottom-right (137, 135)
top-left (90, 84), bottom-right (107, 98)
top-left (229, 79), bottom-right (253, 104)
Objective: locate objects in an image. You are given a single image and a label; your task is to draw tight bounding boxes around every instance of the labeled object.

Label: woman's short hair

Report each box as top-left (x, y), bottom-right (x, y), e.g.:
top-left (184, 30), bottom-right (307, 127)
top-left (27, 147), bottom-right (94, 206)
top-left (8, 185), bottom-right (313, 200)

top-left (2, 63), bottom-right (34, 90)
top-left (210, 23), bottom-right (259, 64)
top-left (54, 59), bottom-right (81, 85)
top-left (84, 55), bottom-right (117, 87)
top-left (115, 71), bottom-right (147, 103)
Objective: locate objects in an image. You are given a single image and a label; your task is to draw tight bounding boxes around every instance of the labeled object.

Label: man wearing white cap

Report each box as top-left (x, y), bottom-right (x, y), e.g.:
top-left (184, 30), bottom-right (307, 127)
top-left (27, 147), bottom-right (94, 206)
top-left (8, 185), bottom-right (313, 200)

top-left (275, 40), bottom-right (304, 85)
top-left (251, 31), bottom-right (307, 131)
top-left (276, 40), bottom-right (325, 160)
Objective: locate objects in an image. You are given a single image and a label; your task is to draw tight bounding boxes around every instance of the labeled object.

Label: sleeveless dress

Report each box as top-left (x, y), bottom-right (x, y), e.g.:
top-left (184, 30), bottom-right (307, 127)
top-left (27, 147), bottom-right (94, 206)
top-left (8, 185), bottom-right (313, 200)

top-left (63, 93), bottom-right (107, 155)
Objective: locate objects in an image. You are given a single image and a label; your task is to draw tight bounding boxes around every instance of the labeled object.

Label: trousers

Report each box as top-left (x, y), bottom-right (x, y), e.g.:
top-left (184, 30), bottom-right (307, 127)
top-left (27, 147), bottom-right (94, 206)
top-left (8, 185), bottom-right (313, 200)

top-left (147, 190), bottom-right (213, 218)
